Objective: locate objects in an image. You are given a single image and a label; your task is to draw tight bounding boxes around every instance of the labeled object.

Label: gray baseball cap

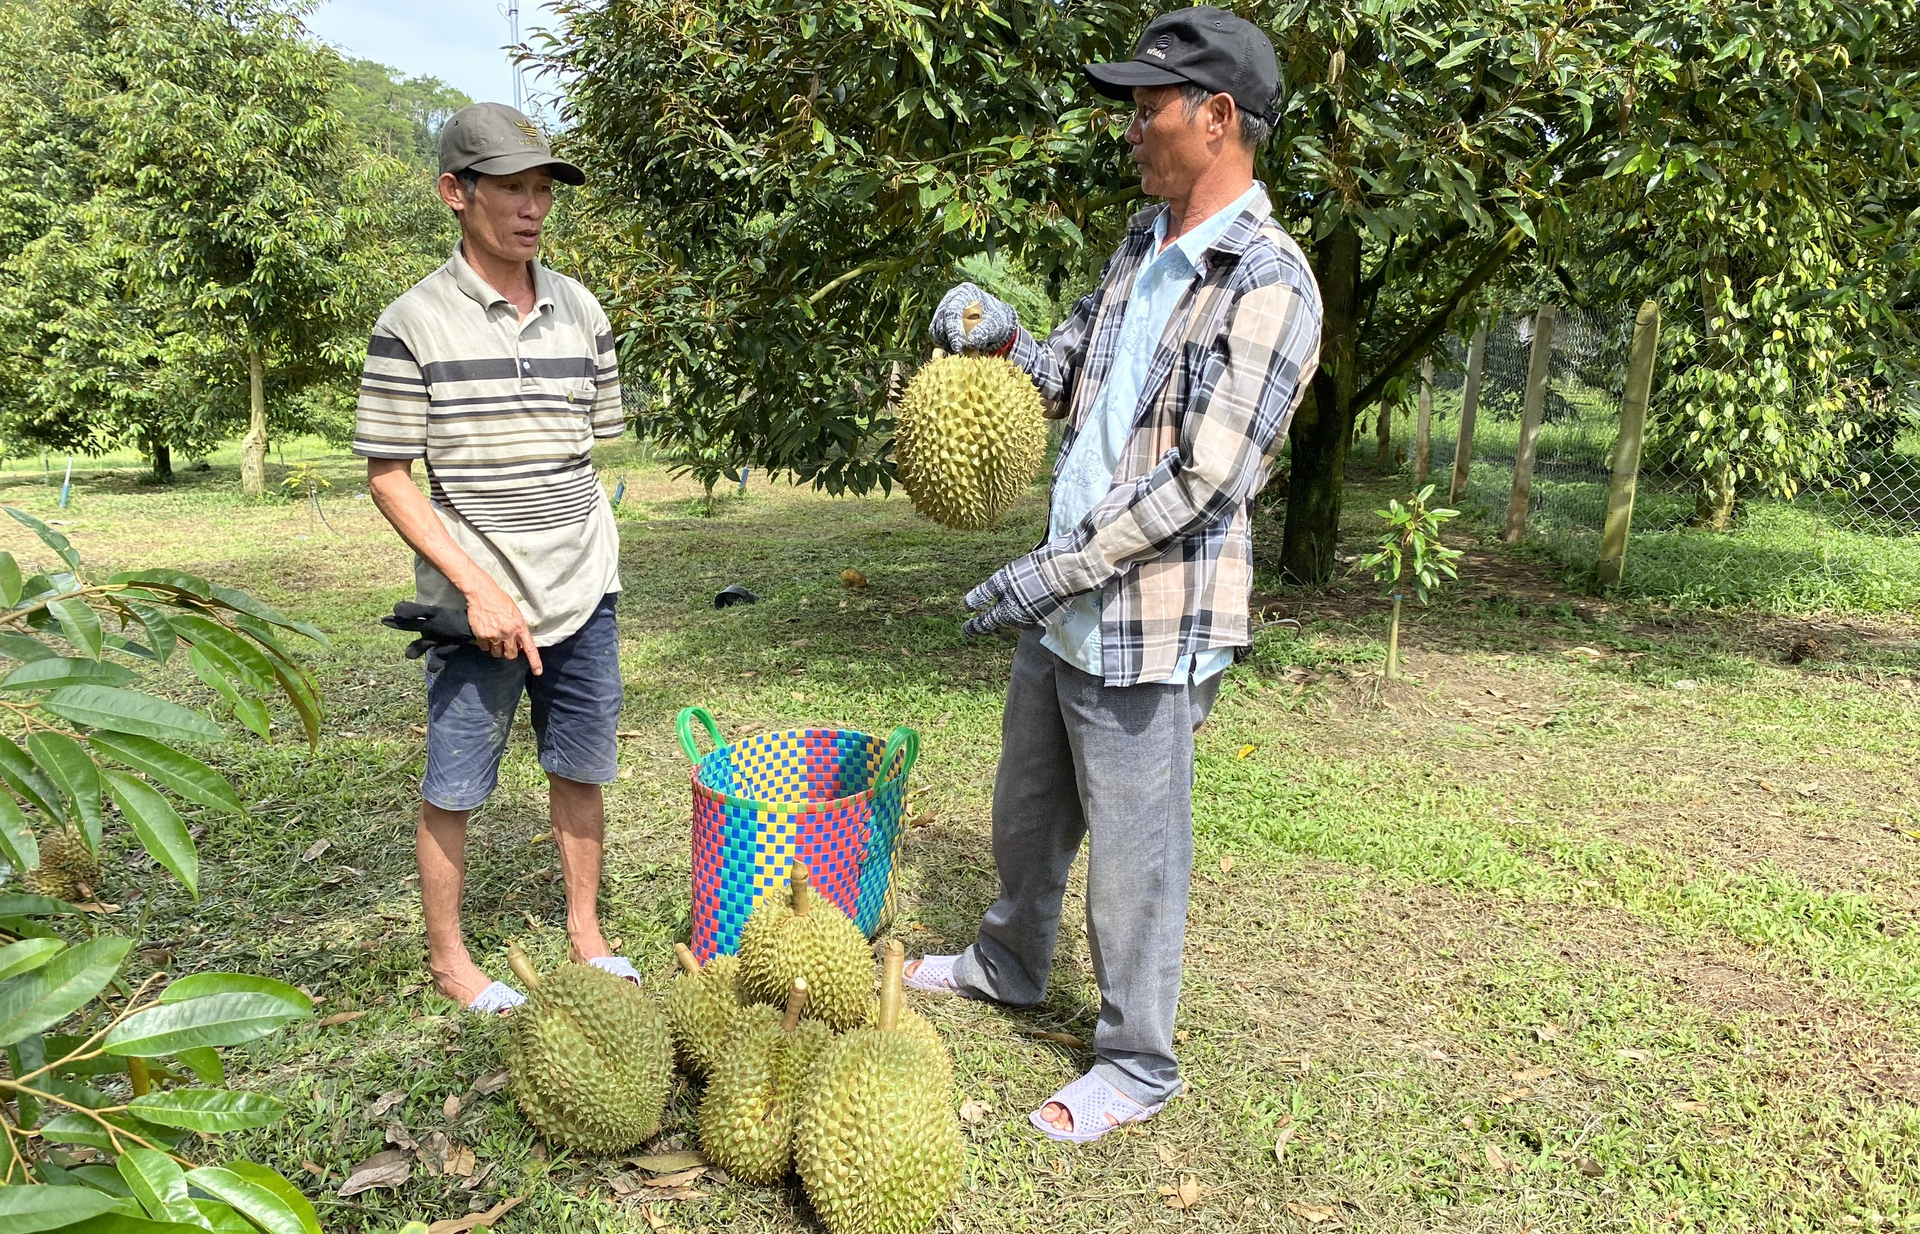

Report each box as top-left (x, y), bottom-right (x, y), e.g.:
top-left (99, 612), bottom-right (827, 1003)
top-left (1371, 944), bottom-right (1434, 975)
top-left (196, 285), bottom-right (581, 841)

top-left (438, 102), bottom-right (585, 186)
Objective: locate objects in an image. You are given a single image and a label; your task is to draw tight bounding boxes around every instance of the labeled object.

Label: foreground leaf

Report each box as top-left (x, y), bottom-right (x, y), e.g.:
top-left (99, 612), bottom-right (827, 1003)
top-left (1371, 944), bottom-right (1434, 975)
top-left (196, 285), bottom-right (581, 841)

top-left (224, 1161), bottom-right (321, 1234)
top-left (0, 936), bottom-right (66, 982)
top-left (105, 992), bottom-right (310, 1056)
top-left (118, 1146), bottom-right (201, 1226)
top-left (186, 1165), bottom-right (309, 1234)
top-left (0, 549), bottom-right (19, 606)
top-left (173, 1046), bottom-right (224, 1085)
top-left (131, 1088), bottom-right (288, 1132)
top-left (0, 792), bottom-right (39, 873)
top-left (0, 1183), bottom-right (131, 1232)
top-left (88, 732), bottom-right (244, 815)
top-left (48, 596), bottom-right (104, 660)
top-left (161, 973), bottom-right (310, 1014)
top-left (188, 650), bottom-right (270, 740)
top-left (0, 733), bottom-right (68, 823)
top-left (7, 506), bottom-right (82, 571)
top-left (28, 730), bottom-right (105, 851)
top-left (38, 1109), bottom-right (183, 1151)
top-left (0, 892), bottom-right (80, 917)
top-left (117, 599), bottom-right (179, 665)
top-left (42, 685), bottom-right (224, 744)
top-left (1, 656), bottom-right (139, 691)
top-left (0, 934), bottom-right (132, 1047)
top-left (104, 771), bottom-right (198, 896)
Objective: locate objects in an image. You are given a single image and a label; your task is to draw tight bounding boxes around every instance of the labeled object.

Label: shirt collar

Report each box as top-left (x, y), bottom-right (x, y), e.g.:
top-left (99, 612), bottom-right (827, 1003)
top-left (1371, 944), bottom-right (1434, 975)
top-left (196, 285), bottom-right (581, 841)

top-left (1151, 182), bottom-right (1272, 267)
top-left (449, 242), bottom-right (556, 316)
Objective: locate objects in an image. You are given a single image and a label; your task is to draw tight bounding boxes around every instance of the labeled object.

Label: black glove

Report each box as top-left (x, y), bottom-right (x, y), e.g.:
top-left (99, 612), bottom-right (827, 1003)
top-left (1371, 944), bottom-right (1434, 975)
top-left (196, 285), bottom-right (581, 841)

top-left (380, 602), bottom-right (473, 660)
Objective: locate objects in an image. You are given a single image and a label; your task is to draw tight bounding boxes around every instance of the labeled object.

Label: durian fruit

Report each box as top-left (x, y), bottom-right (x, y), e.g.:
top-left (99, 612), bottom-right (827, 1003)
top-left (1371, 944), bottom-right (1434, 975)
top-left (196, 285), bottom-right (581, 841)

top-left (26, 828), bottom-right (99, 901)
top-left (796, 940), bottom-right (963, 1234)
top-left (737, 862), bottom-right (872, 1031)
top-left (504, 942), bottom-right (672, 1154)
top-left (665, 943), bottom-right (745, 1080)
top-left (858, 991), bottom-right (953, 1089)
top-left (895, 308), bottom-right (1047, 531)
top-left (697, 977), bottom-right (833, 1184)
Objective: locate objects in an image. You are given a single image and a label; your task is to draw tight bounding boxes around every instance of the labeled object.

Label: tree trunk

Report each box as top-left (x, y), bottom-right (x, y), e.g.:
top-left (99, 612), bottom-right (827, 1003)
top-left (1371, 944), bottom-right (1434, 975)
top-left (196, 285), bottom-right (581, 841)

top-left (147, 437), bottom-right (171, 482)
top-left (1691, 460), bottom-right (1735, 531)
top-left (1375, 400), bottom-right (1393, 471)
top-left (240, 346), bottom-right (267, 500)
top-left (1280, 225), bottom-right (1362, 585)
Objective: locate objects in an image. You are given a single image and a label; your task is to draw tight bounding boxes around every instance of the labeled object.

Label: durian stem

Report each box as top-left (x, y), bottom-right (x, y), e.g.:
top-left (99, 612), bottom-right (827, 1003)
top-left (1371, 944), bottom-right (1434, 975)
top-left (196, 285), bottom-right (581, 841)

top-left (505, 941), bottom-right (541, 991)
top-left (782, 978), bottom-right (809, 1032)
top-left (790, 862), bottom-right (812, 917)
top-left (673, 943), bottom-right (702, 976)
top-left (877, 939), bottom-right (904, 1033)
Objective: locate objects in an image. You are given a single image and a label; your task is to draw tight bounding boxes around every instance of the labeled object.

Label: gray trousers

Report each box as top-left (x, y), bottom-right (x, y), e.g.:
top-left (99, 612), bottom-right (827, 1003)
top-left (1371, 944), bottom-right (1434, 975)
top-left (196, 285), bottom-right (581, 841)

top-left (953, 630), bottom-right (1220, 1106)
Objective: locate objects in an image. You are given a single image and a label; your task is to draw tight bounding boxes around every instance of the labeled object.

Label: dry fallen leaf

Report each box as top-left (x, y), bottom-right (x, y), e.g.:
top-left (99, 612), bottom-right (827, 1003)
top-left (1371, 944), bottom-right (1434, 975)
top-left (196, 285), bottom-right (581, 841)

top-left (842, 568), bottom-right (868, 589)
top-left (368, 1090), bottom-right (406, 1120)
top-left (1154, 1142), bottom-right (1179, 1165)
top-left (444, 1093), bottom-right (462, 1120)
top-left (1669, 1099), bottom-right (1710, 1115)
top-left (1018, 1029), bottom-right (1087, 1049)
top-left (1236, 744), bottom-right (1258, 760)
top-left (1617, 1047), bottom-right (1652, 1063)
top-left (958, 1100), bottom-right (991, 1125)
top-left (1219, 854), bottom-right (1237, 875)
top-left (1575, 1156), bottom-right (1604, 1177)
top-left (1532, 1023), bottom-right (1563, 1042)
top-left (530, 832), bottom-right (550, 844)
top-left (628, 1151), bottom-right (707, 1174)
top-left (1287, 1201), bottom-right (1341, 1224)
top-left (301, 838), bottom-right (331, 862)
top-left (607, 1172), bottom-right (640, 1197)
top-left (907, 811), bottom-right (937, 828)
top-left (445, 1146), bottom-right (476, 1180)
top-left (1511, 1066), bottom-right (1555, 1084)
top-left (317, 1010), bottom-right (365, 1029)
top-left (643, 1168), bottom-right (707, 1189)
top-left (640, 1206), bottom-right (674, 1233)
top-left (338, 1149), bottom-right (411, 1197)
top-left (1274, 1123), bottom-right (1298, 1164)
top-left (472, 1072), bottom-right (509, 1097)
top-left (300, 1160), bottom-right (324, 1177)
top-left (1493, 1086), bottom-right (1532, 1105)
top-left (1159, 1174), bottom-right (1202, 1211)
top-left (1174, 1029), bottom-right (1191, 1044)
top-left (1484, 1143), bottom-right (1513, 1175)
top-left (426, 1196), bottom-right (522, 1234)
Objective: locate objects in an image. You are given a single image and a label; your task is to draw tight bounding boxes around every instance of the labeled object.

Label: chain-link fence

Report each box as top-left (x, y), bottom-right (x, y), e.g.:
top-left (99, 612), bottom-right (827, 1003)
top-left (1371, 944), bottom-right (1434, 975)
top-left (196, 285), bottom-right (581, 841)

top-left (1411, 306), bottom-right (1920, 608)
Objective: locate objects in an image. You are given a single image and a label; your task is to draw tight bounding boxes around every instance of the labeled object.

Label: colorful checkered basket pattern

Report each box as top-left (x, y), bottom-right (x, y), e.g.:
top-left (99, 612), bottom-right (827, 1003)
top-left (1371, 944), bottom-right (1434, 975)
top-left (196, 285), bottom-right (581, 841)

top-left (678, 706), bottom-right (918, 961)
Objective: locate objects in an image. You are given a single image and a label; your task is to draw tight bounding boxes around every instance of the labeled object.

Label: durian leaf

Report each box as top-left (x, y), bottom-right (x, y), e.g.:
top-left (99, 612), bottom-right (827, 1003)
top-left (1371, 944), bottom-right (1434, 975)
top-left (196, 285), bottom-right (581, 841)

top-left (221, 1162), bottom-right (320, 1234)
top-left (104, 993), bottom-right (309, 1057)
top-left (172, 1046), bottom-right (224, 1086)
top-left (1, 656), bottom-right (140, 691)
top-left (0, 936), bottom-right (66, 983)
top-left (0, 935), bottom-right (133, 1047)
top-left (159, 973), bottom-right (309, 1015)
top-left (168, 614), bottom-right (276, 694)
top-left (0, 550), bottom-right (20, 607)
top-left (70, 1162), bottom-right (137, 1198)
top-left (0, 733), bottom-right (68, 824)
top-left (37, 1109), bottom-right (183, 1151)
top-left (106, 569), bottom-right (211, 600)
top-left (0, 1182), bottom-right (131, 1232)
top-left (27, 730), bottom-right (104, 852)
top-left (8, 1031), bottom-right (45, 1125)
top-left (0, 632), bottom-right (59, 662)
top-left (103, 771), bottom-right (198, 897)
top-left (205, 584), bottom-right (330, 649)
top-left (195, 1199), bottom-right (257, 1234)
top-left (187, 650), bottom-right (270, 741)
top-left (6, 506), bottom-right (82, 571)
top-left (117, 600), bottom-right (179, 666)
top-left (87, 733), bottom-right (243, 816)
top-left (0, 892), bottom-right (80, 916)
top-left (118, 1146), bottom-right (201, 1225)
top-left (41, 685), bottom-right (224, 744)
top-left (48, 597), bottom-right (104, 661)
top-left (0, 792), bottom-right (39, 872)
top-left (35, 1212), bottom-right (211, 1234)
top-left (130, 1089), bottom-right (287, 1133)
top-left (184, 1165), bottom-right (309, 1234)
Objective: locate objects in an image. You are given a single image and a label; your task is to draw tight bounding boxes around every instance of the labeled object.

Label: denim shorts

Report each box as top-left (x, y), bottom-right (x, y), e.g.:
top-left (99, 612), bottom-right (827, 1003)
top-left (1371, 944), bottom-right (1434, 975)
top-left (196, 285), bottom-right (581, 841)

top-left (420, 593), bottom-right (622, 811)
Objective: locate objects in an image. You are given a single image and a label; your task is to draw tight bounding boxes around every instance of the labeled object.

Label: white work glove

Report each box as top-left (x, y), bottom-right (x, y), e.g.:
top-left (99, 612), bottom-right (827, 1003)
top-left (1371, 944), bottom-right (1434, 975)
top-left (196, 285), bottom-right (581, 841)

top-left (928, 283), bottom-right (1019, 355)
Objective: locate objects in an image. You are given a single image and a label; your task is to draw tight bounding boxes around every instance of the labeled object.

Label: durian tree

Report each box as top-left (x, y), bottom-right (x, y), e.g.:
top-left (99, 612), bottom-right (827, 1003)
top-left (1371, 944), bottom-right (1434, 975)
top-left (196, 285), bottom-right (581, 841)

top-left (0, 508), bottom-right (332, 1231)
top-left (544, 0), bottom-right (1918, 581)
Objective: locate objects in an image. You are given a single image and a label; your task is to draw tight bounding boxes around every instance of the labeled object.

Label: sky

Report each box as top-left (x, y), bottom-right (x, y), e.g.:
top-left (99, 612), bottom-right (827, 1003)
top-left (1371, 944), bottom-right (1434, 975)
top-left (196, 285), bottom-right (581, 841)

top-left (303, 0), bottom-right (566, 116)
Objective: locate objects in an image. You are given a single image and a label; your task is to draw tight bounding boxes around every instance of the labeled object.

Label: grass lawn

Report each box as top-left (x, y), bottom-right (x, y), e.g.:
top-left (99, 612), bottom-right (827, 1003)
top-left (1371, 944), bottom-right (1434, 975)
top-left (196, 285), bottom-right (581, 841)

top-left (3, 442), bottom-right (1919, 1233)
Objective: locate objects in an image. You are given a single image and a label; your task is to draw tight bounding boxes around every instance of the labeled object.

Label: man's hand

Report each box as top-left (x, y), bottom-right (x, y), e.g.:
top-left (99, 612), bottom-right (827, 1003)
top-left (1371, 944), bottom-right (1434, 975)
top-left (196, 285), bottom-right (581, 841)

top-left (930, 283), bottom-right (1019, 355)
top-left (463, 577), bottom-right (543, 675)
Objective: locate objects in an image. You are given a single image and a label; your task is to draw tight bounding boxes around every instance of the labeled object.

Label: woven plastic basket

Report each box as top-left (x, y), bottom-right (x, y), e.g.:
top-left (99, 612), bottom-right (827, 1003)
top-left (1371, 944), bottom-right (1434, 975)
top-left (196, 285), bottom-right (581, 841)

top-left (678, 706), bottom-right (918, 960)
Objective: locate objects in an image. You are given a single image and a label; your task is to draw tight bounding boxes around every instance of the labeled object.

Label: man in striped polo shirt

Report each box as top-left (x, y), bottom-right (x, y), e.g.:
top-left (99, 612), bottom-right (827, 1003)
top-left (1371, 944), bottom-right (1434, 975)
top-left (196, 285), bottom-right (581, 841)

top-left (354, 103), bottom-right (635, 1013)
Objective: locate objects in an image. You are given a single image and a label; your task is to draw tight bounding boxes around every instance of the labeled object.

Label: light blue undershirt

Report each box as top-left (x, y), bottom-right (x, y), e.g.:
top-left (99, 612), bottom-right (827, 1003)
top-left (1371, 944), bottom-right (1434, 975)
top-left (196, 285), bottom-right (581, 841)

top-left (1041, 182), bottom-right (1270, 685)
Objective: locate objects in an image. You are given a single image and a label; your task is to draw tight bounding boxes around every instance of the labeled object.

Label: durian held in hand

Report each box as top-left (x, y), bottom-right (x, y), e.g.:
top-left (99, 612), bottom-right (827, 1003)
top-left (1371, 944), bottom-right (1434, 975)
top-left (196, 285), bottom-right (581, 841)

top-left (665, 943), bottom-right (745, 1080)
top-left (797, 939), bottom-right (964, 1234)
top-left (737, 861), bottom-right (872, 1031)
top-left (897, 298), bottom-right (1047, 531)
top-left (504, 941), bottom-right (672, 1154)
top-left (698, 977), bottom-right (833, 1185)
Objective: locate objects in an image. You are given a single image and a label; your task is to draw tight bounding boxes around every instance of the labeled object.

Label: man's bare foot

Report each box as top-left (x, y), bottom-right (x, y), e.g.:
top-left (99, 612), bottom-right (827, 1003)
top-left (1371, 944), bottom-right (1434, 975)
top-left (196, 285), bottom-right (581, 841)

top-left (430, 953), bottom-right (495, 1008)
top-left (568, 929), bottom-right (612, 965)
top-left (1038, 1102), bottom-right (1117, 1135)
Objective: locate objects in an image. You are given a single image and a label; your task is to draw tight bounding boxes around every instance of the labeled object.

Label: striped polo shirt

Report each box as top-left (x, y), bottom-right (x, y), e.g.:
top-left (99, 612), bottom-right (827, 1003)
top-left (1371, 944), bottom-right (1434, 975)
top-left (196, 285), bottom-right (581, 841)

top-left (352, 244), bottom-right (625, 645)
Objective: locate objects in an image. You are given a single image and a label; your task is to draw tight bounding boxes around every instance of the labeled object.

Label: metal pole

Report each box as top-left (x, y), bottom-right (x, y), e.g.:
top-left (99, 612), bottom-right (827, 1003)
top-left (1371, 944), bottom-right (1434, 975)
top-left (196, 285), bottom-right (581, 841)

top-left (505, 2), bottom-right (524, 112)
top-left (1503, 306), bottom-right (1558, 543)
top-left (1597, 301), bottom-right (1663, 588)
top-left (1448, 323), bottom-right (1488, 505)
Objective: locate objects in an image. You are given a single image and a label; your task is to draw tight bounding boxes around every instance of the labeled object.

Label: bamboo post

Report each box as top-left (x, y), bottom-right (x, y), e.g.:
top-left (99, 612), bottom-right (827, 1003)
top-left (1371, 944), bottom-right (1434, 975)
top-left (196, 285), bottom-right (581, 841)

top-left (1448, 323), bottom-right (1488, 504)
top-left (1413, 356), bottom-right (1434, 485)
top-left (1502, 306), bottom-right (1558, 543)
top-left (1597, 301), bottom-right (1662, 588)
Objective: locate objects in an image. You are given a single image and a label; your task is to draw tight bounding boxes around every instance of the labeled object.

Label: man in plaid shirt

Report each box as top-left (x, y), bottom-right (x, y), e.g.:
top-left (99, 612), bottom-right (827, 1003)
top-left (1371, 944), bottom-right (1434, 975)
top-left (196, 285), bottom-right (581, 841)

top-left (905, 8), bottom-right (1323, 1142)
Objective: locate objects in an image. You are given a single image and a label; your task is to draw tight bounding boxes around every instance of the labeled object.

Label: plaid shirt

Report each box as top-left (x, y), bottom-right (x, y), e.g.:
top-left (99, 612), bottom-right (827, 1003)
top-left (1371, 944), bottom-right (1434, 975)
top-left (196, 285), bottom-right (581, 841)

top-left (982, 197), bottom-right (1323, 687)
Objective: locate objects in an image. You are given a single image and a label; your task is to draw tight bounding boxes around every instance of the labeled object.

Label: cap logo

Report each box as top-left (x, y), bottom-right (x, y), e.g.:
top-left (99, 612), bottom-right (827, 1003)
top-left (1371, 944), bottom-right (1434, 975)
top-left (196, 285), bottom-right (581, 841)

top-left (515, 119), bottom-right (543, 147)
top-left (1144, 35), bottom-right (1171, 60)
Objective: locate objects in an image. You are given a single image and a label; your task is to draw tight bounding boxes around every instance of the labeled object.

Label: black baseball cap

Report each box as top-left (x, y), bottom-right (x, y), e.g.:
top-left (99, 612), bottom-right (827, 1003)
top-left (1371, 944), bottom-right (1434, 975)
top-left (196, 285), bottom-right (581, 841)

top-left (439, 102), bottom-right (585, 186)
top-left (1084, 7), bottom-right (1281, 125)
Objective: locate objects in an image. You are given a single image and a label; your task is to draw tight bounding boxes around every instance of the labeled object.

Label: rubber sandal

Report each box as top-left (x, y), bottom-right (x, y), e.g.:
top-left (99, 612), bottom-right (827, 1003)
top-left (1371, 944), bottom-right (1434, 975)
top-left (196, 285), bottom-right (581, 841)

top-left (904, 954), bottom-right (962, 993)
top-left (588, 955), bottom-right (642, 986)
top-left (465, 981), bottom-right (526, 1016)
top-left (1029, 1072), bottom-right (1164, 1144)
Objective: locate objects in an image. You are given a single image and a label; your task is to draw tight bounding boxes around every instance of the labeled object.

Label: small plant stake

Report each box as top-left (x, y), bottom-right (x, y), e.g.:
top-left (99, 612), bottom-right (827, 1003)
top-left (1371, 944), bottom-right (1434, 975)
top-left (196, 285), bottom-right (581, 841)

top-left (1358, 484), bottom-right (1463, 680)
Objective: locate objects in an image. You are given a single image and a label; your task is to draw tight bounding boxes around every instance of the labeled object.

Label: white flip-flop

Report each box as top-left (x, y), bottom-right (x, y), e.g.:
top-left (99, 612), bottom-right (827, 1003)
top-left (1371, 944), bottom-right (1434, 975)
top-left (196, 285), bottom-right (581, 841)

top-left (588, 955), bottom-right (642, 986)
top-left (465, 981), bottom-right (526, 1016)
top-left (903, 954), bottom-right (962, 993)
top-left (1029, 1072), bottom-right (1165, 1144)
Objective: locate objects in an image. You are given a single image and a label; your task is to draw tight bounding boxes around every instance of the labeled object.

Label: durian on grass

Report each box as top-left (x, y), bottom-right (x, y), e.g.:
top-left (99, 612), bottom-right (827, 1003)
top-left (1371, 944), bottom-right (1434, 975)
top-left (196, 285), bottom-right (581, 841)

top-left (666, 943), bottom-right (745, 1079)
top-left (896, 300), bottom-right (1047, 531)
top-left (698, 977), bottom-right (832, 1184)
top-left (505, 942), bottom-right (672, 1154)
top-left (796, 940), bottom-right (963, 1234)
top-left (738, 861), bottom-right (872, 1031)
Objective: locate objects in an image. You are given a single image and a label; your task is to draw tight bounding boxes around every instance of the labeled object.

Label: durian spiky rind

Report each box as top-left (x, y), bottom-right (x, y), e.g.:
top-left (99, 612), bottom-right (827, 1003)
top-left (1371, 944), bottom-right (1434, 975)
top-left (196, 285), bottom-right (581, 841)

top-left (507, 961), bottom-right (672, 1153)
top-left (896, 355), bottom-right (1047, 531)
top-left (665, 953), bottom-right (744, 1079)
top-left (697, 1003), bottom-right (833, 1184)
top-left (736, 884), bottom-right (872, 1031)
top-left (26, 829), bottom-right (99, 901)
top-left (795, 1027), bottom-right (965, 1234)
top-left (858, 1000), bottom-right (953, 1089)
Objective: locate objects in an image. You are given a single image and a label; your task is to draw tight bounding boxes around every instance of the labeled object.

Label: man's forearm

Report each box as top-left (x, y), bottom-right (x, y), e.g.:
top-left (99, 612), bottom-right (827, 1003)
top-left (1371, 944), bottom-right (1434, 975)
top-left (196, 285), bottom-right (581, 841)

top-left (366, 461), bottom-right (496, 600)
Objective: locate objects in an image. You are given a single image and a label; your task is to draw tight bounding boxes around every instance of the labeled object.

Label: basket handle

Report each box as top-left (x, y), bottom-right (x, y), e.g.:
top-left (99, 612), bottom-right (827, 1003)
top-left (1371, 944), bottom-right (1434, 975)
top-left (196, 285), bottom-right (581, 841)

top-left (878, 725), bottom-right (919, 786)
top-left (676, 706), bottom-right (724, 763)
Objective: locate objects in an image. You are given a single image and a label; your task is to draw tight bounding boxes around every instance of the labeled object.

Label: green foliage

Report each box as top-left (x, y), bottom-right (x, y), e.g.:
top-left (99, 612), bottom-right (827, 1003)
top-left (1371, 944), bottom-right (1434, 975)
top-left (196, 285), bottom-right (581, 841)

top-left (1358, 485), bottom-right (1462, 605)
top-left (332, 58), bottom-right (472, 172)
top-left (0, 510), bottom-right (325, 1221)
